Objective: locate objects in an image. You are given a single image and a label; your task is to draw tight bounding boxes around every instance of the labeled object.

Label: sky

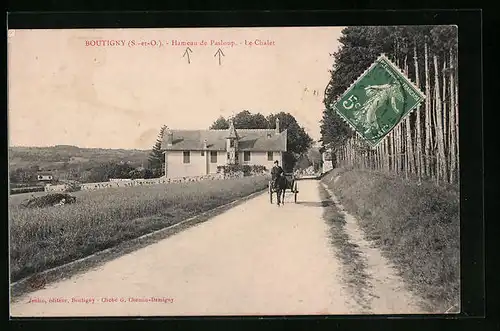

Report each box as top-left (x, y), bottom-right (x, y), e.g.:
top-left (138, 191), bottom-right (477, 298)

top-left (8, 27), bottom-right (344, 149)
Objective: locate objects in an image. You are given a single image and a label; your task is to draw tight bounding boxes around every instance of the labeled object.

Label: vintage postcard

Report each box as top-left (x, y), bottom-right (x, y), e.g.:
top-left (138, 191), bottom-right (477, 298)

top-left (8, 25), bottom-right (460, 317)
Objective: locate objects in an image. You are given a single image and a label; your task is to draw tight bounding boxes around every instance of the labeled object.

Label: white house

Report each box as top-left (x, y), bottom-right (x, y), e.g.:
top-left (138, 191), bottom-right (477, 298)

top-left (161, 118), bottom-right (287, 179)
top-left (322, 151), bottom-right (334, 173)
top-left (37, 172), bottom-right (54, 181)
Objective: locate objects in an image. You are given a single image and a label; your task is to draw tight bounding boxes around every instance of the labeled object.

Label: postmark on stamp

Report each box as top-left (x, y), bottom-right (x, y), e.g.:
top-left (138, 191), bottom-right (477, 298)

top-left (332, 54), bottom-right (425, 148)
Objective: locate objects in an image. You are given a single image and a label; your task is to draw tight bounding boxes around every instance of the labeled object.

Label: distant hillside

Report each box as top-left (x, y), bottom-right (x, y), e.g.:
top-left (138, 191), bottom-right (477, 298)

top-left (9, 145), bottom-right (151, 171)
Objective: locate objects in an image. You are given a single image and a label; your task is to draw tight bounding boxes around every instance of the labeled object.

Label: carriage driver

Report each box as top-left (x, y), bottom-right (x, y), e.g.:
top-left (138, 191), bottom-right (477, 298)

top-left (271, 160), bottom-right (284, 189)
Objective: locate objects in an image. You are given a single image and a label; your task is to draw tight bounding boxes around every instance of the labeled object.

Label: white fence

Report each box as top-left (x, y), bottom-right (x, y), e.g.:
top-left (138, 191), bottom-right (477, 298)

top-left (44, 172), bottom-right (248, 192)
top-left (45, 184), bottom-right (70, 192)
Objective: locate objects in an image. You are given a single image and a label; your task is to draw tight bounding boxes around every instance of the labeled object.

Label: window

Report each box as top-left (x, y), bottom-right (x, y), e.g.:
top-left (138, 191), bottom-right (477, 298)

top-left (227, 152), bottom-right (230, 160)
top-left (244, 151), bottom-right (251, 162)
top-left (230, 140), bottom-right (234, 148)
top-left (183, 151), bottom-right (190, 164)
top-left (201, 151), bottom-right (204, 156)
top-left (210, 151), bottom-right (218, 163)
top-left (267, 152), bottom-right (273, 161)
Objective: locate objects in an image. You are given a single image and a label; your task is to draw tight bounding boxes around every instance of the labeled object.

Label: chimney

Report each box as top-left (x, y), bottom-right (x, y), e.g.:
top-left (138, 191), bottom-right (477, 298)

top-left (275, 118), bottom-right (280, 134)
top-left (166, 131), bottom-right (173, 146)
top-left (203, 139), bottom-right (208, 150)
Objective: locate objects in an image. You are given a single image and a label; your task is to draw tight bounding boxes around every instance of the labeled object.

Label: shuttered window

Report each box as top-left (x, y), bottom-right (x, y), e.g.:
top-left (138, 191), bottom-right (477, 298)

top-left (267, 152), bottom-right (273, 161)
top-left (210, 151), bottom-right (218, 163)
top-left (183, 151), bottom-right (190, 164)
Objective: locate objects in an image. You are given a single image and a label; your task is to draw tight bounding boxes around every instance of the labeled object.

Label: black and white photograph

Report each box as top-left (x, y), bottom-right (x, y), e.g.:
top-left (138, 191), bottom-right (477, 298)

top-left (8, 24), bottom-right (460, 317)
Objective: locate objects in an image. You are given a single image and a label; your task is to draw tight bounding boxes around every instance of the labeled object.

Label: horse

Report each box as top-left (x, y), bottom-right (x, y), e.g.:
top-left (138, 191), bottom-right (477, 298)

top-left (273, 173), bottom-right (288, 206)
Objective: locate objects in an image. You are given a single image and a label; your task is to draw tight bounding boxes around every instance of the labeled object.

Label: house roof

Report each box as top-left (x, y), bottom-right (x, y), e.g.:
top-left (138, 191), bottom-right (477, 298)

top-left (161, 129), bottom-right (287, 151)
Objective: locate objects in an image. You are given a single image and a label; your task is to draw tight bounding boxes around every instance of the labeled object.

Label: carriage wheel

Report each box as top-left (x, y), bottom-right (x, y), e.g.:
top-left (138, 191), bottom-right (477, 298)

top-left (269, 183), bottom-right (273, 204)
top-left (294, 183), bottom-right (298, 203)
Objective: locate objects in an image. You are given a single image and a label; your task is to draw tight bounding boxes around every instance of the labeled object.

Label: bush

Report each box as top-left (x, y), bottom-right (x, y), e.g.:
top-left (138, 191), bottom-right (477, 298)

top-left (129, 168), bottom-right (154, 180)
top-left (144, 169), bottom-right (154, 179)
top-left (217, 164), bottom-right (267, 176)
top-left (20, 193), bottom-right (77, 209)
top-left (249, 165), bottom-right (267, 174)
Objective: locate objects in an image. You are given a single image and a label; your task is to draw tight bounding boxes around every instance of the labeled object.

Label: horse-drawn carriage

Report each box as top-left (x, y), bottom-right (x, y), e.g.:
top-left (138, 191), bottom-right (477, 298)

top-left (268, 172), bottom-right (299, 205)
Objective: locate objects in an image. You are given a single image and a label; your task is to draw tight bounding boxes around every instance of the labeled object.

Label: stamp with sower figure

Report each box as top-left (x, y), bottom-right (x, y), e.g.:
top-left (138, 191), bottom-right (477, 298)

top-left (332, 54), bottom-right (425, 148)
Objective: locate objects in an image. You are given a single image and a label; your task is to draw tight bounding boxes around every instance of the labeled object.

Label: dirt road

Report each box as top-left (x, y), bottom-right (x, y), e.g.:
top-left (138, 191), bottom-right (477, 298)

top-left (10, 179), bottom-right (425, 317)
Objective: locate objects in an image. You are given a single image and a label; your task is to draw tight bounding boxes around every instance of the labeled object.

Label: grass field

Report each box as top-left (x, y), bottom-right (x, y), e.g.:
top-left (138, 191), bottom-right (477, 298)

top-left (9, 176), bottom-right (268, 282)
top-left (321, 169), bottom-right (460, 312)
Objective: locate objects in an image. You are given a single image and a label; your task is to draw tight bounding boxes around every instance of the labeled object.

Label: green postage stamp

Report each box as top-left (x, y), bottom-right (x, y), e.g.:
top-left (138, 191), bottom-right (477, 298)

top-left (333, 54), bottom-right (426, 148)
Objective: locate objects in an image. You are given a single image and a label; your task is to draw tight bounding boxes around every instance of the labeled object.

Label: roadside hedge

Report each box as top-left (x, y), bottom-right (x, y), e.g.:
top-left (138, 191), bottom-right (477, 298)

top-left (217, 164), bottom-right (267, 176)
top-left (10, 187), bottom-right (45, 195)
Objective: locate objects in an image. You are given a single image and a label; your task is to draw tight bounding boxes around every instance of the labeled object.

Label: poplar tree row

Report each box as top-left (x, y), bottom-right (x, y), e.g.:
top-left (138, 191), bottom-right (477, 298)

top-left (321, 26), bottom-right (459, 184)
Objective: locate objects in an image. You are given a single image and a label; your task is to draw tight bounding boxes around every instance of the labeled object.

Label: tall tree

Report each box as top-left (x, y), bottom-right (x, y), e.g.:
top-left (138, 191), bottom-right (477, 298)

top-left (413, 38), bottom-right (423, 181)
top-left (235, 110), bottom-right (269, 129)
top-left (267, 112), bottom-right (314, 171)
top-left (307, 147), bottom-right (323, 172)
top-left (433, 53), bottom-right (445, 184)
top-left (404, 49), bottom-right (415, 178)
top-left (424, 38), bottom-right (432, 178)
top-left (319, 107), bottom-right (352, 153)
top-left (209, 111), bottom-right (269, 130)
top-left (148, 125), bottom-right (167, 178)
top-left (294, 154), bottom-right (313, 171)
top-left (266, 112), bottom-right (313, 155)
top-left (209, 116), bottom-right (229, 129)
top-left (449, 48), bottom-right (457, 183)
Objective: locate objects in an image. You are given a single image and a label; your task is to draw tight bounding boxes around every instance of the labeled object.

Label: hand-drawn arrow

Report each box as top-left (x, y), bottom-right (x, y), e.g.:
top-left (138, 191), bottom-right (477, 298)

top-left (183, 47), bottom-right (193, 64)
top-left (214, 48), bottom-right (225, 65)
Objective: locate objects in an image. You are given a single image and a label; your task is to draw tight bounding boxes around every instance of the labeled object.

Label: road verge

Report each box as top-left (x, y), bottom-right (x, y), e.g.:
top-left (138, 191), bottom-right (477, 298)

top-left (321, 169), bottom-right (460, 313)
